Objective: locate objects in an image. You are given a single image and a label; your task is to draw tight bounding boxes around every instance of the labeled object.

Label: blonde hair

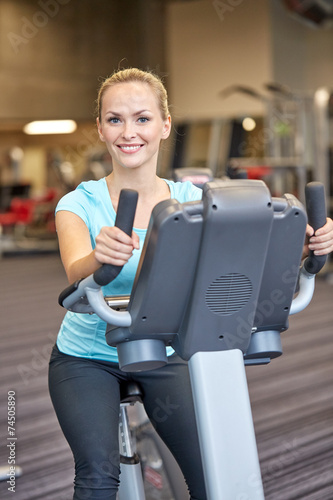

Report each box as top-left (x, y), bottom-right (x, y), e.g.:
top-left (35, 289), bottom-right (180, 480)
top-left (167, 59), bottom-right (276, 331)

top-left (97, 68), bottom-right (170, 121)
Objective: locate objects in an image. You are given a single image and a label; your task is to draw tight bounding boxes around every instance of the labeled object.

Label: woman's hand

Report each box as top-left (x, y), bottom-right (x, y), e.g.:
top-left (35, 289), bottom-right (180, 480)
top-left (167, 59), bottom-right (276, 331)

top-left (303, 217), bottom-right (333, 259)
top-left (94, 226), bottom-right (140, 267)
top-left (56, 211), bottom-right (140, 283)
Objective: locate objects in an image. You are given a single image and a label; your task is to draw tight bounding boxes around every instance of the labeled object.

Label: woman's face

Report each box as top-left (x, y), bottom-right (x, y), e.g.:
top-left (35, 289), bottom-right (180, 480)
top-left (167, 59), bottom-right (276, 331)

top-left (97, 81), bottom-right (171, 173)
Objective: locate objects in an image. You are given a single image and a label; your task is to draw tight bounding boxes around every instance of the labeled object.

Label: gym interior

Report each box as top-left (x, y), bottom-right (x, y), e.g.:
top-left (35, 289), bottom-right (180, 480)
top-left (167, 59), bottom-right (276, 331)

top-left (0, 1), bottom-right (333, 499)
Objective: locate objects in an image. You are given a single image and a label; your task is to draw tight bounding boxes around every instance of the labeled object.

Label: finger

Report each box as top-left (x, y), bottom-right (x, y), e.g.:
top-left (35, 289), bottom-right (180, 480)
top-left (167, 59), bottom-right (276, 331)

top-left (308, 238), bottom-right (333, 255)
top-left (314, 217), bottom-right (333, 236)
top-left (96, 255), bottom-right (130, 266)
top-left (132, 231), bottom-right (140, 250)
top-left (96, 235), bottom-right (133, 255)
top-left (313, 245), bottom-right (333, 256)
top-left (309, 230), bottom-right (333, 245)
top-left (95, 234), bottom-right (135, 263)
top-left (105, 226), bottom-right (135, 245)
top-left (99, 237), bottom-right (134, 256)
top-left (306, 224), bottom-right (314, 237)
top-left (94, 245), bottom-right (134, 266)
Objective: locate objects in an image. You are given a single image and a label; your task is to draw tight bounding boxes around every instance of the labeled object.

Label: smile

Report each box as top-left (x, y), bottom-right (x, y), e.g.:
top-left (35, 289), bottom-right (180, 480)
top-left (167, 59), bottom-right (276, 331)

top-left (117, 145), bottom-right (143, 153)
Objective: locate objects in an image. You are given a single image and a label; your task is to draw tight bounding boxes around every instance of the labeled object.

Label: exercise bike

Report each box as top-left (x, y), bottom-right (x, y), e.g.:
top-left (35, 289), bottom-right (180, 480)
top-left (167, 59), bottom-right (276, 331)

top-left (59, 179), bottom-right (327, 499)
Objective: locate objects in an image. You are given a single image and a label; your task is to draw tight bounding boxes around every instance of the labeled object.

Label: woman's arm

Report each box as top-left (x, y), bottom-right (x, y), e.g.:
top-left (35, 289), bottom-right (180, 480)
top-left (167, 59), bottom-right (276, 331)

top-left (302, 217), bottom-right (333, 259)
top-left (56, 211), bottom-right (139, 283)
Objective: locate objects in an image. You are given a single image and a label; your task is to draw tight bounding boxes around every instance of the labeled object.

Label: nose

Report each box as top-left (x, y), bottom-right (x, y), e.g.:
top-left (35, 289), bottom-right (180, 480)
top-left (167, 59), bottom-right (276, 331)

top-left (122, 121), bottom-right (136, 140)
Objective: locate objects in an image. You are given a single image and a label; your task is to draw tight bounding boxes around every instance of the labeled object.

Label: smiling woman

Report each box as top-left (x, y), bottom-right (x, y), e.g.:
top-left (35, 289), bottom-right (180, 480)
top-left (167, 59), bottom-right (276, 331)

top-left (96, 81), bottom-right (171, 183)
top-left (48, 68), bottom-right (206, 500)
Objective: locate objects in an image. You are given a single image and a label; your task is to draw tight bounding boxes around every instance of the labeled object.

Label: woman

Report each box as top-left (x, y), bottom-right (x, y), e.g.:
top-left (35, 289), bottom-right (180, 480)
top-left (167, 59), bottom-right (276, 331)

top-left (49, 68), bottom-right (333, 500)
top-left (49, 68), bottom-right (206, 500)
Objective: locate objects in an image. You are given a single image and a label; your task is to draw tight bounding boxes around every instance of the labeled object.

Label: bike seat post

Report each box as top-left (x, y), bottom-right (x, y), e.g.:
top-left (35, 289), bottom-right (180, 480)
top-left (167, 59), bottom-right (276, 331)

top-left (119, 381), bottom-right (143, 458)
top-left (118, 381), bottom-right (146, 500)
top-left (119, 404), bottom-right (134, 458)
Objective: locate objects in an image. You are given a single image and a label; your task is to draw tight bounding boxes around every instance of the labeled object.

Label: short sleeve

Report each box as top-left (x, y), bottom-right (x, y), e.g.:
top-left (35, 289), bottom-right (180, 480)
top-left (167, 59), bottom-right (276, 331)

top-left (55, 182), bottom-right (97, 227)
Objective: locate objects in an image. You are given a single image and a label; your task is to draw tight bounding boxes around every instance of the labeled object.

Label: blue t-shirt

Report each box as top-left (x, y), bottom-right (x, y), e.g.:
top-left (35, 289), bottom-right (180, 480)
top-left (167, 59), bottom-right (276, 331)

top-left (55, 178), bottom-right (202, 362)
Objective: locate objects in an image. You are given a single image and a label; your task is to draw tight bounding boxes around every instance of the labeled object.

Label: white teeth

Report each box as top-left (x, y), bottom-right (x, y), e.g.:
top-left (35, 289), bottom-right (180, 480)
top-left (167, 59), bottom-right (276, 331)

top-left (120, 145), bottom-right (141, 151)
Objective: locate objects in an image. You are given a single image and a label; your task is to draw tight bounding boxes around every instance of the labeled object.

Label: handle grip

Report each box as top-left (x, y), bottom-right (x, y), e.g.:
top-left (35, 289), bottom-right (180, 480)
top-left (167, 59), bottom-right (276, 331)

top-left (93, 189), bottom-right (138, 286)
top-left (304, 182), bottom-right (327, 274)
top-left (114, 188), bottom-right (139, 237)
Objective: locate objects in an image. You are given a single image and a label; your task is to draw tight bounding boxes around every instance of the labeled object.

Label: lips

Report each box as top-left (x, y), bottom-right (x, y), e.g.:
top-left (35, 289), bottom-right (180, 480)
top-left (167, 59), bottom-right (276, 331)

top-left (117, 144), bottom-right (143, 153)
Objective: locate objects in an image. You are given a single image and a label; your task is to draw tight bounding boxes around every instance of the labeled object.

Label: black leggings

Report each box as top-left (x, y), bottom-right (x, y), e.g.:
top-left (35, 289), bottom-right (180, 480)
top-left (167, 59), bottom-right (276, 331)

top-left (48, 345), bottom-right (207, 500)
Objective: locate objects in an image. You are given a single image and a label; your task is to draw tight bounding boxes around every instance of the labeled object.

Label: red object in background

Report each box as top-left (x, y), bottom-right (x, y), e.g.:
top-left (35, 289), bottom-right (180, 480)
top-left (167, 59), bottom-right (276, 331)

top-left (0, 188), bottom-right (58, 229)
top-left (246, 166), bottom-right (272, 180)
top-left (144, 465), bottom-right (163, 490)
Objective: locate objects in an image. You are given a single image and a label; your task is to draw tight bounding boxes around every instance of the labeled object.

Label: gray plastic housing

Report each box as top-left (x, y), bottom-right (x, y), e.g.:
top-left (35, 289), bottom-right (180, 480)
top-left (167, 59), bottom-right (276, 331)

top-left (105, 179), bottom-right (306, 371)
top-left (173, 180), bottom-right (274, 359)
top-left (244, 193), bottom-right (307, 363)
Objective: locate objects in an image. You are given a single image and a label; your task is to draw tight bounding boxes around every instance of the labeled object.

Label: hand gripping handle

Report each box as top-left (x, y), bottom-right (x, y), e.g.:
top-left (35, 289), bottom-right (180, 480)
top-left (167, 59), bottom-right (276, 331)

top-left (58, 189), bottom-right (138, 308)
top-left (304, 182), bottom-right (327, 274)
top-left (93, 189), bottom-right (138, 286)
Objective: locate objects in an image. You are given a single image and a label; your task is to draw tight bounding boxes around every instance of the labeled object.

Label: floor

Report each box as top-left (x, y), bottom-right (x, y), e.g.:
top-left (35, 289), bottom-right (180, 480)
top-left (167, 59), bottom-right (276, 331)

top-left (0, 254), bottom-right (332, 500)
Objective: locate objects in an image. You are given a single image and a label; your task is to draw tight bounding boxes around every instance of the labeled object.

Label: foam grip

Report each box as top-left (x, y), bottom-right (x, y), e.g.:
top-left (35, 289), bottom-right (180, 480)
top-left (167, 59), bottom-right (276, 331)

top-left (114, 189), bottom-right (139, 236)
top-left (93, 189), bottom-right (138, 286)
top-left (305, 182), bottom-right (326, 231)
top-left (304, 182), bottom-right (327, 274)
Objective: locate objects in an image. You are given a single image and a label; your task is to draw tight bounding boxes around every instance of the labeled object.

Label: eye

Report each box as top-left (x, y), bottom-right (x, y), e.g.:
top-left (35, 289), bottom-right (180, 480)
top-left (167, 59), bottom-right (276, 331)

top-left (107, 117), bottom-right (120, 124)
top-left (138, 116), bottom-right (149, 123)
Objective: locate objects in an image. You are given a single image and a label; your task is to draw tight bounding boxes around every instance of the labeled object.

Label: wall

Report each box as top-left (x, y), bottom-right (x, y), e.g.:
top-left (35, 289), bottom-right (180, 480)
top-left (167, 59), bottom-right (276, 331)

top-left (269, 0), bottom-right (308, 92)
top-left (1, 0), bottom-right (333, 123)
top-left (305, 28), bottom-right (333, 91)
top-left (166, 0), bottom-right (333, 121)
top-left (269, 0), bottom-right (333, 93)
top-left (165, 0), bottom-right (273, 121)
top-left (0, 0), bottom-right (167, 121)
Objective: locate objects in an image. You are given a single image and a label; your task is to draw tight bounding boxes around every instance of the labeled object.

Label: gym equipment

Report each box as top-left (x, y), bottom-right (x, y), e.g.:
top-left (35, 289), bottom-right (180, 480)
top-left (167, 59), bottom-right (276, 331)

top-left (0, 186), bottom-right (59, 257)
top-left (59, 180), bottom-right (327, 499)
top-left (173, 167), bottom-right (214, 188)
top-left (117, 380), bottom-right (188, 499)
top-left (218, 83), bottom-right (309, 203)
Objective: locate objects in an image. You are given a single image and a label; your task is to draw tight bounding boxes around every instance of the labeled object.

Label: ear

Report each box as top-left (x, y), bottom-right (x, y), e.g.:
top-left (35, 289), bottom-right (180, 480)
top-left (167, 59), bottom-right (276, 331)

top-left (96, 118), bottom-right (105, 142)
top-left (162, 115), bottom-right (171, 140)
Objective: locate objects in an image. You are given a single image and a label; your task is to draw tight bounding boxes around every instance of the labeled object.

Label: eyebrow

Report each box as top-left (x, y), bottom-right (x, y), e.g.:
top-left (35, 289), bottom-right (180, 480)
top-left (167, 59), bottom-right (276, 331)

top-left (105, 109), bottom-right (152, 116)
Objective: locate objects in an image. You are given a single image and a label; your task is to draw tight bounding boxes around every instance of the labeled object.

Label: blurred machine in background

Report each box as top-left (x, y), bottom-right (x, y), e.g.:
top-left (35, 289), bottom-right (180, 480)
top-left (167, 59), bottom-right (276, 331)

top-left (166, 83), bottom-right (333, 216)
top-left (283, 0), bottom-right (333, 27)
top-left (0, 150), bottom-right (67, 257)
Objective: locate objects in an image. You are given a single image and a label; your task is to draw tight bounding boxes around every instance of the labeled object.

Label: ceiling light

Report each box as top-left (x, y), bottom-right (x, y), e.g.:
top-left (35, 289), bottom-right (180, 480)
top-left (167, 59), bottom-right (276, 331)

top-left (23, 120), bottom-right (77, 135)
top-left (242, 117), bottom-right (256, 132)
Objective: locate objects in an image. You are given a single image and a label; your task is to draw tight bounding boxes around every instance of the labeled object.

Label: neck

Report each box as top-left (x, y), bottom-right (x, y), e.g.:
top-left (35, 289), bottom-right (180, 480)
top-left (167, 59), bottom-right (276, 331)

top-left (105, 168), bottom-right (170, 229)
top-left (106, 168), bottom-right (161, 200)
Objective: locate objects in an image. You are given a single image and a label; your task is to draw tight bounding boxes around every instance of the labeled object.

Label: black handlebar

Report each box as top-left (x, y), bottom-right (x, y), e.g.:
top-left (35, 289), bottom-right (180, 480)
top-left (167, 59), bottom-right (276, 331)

top-left (304, 182), bottom-right (327, 274)
top-left (93, 189), bottom-right (139, 286)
